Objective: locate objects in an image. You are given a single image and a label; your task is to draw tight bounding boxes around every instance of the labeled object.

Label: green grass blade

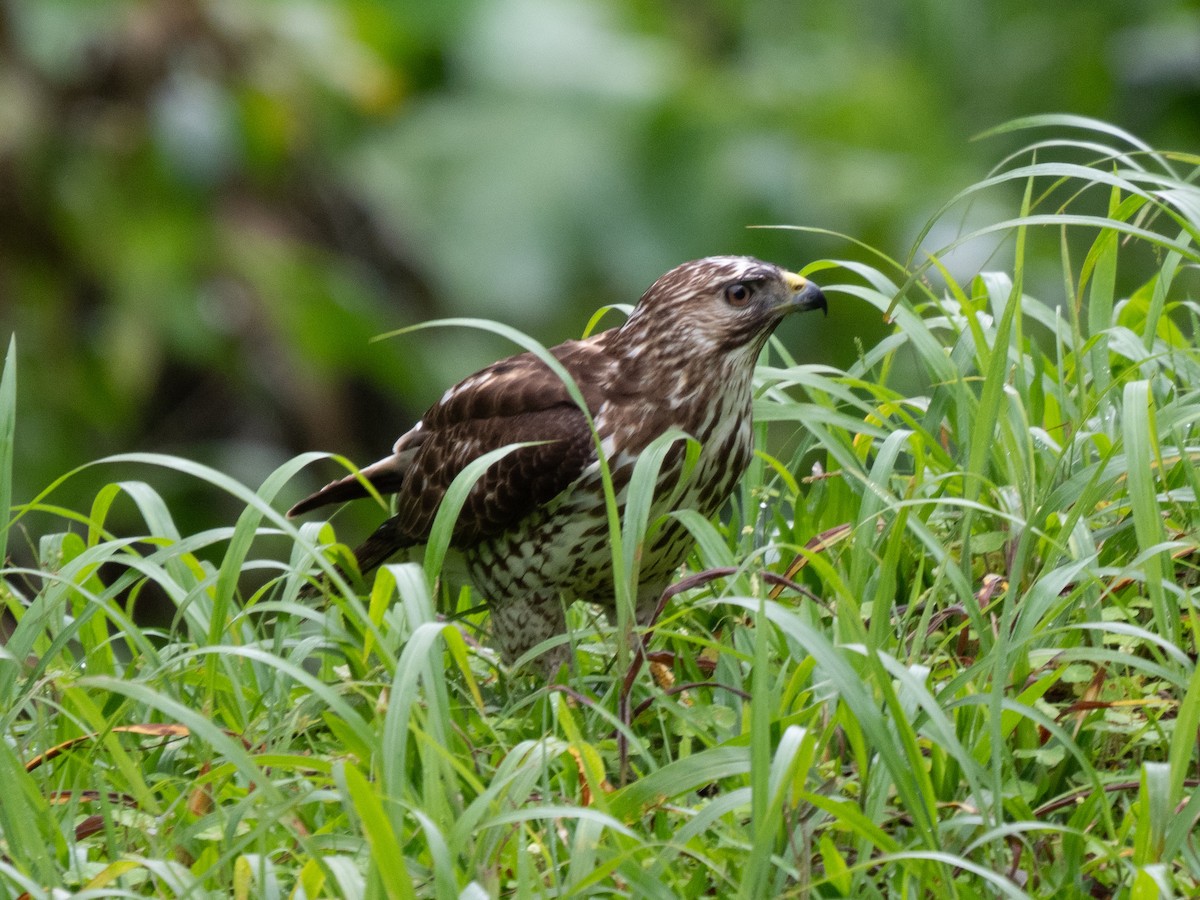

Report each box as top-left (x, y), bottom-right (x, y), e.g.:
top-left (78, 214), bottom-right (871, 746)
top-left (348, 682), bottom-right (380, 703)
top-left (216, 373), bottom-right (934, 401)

top-left (0, 336), bottom-right (14, 569)
top-left (341, 761), bottom-right (416, 900)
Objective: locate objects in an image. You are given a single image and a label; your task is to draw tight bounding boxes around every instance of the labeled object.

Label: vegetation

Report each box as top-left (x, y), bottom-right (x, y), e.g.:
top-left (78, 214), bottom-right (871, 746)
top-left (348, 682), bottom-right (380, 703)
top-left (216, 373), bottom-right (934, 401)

top-left (1, 119), bottom-right (1198, 897)
top-left (4, 0), bottom-right (1199, 536)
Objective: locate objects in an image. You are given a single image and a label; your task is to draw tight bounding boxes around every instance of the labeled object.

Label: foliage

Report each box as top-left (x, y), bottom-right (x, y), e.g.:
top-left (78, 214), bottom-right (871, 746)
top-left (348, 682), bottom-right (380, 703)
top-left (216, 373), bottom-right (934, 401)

top-left (2, 119), bottom-right (1199, 897)
top-left (2, 0), bottom-right (1199, 539)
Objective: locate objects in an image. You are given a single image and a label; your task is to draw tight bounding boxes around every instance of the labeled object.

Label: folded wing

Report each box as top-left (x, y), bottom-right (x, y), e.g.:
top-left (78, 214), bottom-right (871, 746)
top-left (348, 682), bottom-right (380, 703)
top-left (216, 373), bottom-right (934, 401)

top-left (288, 336), bottom-right (613, 560)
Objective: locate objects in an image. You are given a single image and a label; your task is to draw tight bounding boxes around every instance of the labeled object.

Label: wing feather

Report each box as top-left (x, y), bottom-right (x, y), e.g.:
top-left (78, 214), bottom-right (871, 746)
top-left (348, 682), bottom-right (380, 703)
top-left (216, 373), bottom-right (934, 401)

top-left (288, 333), bottom-right (614, 562)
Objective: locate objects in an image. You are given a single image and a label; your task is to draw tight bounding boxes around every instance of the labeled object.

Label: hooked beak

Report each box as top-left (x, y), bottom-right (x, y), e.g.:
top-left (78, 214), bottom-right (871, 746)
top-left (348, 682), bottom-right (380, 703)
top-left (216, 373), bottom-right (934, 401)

top-left (780, 271), bottom-right (828, 316)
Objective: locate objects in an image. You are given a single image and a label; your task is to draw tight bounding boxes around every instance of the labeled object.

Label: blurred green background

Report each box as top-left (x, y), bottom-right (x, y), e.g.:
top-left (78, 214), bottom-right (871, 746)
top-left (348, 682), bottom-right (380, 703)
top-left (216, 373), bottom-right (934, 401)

top-left (1, 0), bottom-right (1198, 549)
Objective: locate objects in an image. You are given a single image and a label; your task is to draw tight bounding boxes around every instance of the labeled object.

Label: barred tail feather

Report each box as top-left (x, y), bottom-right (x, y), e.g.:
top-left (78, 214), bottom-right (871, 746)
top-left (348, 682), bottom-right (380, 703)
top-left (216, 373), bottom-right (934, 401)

top-left (350, 519), bottom-right (404, 576)
top-left (297, 519), bottom-right (402, 599)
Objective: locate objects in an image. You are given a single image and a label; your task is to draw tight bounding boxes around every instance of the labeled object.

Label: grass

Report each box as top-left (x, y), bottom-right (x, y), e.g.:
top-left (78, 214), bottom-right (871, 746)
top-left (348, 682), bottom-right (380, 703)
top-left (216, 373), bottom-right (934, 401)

top-left (2, 115), bottom-right (1199, 898)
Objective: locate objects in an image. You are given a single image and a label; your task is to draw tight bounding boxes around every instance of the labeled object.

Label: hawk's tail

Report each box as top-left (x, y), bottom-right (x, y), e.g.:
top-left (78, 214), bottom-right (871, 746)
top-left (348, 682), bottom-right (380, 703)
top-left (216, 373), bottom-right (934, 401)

top-left (297, 518), bottom-right (402, 599)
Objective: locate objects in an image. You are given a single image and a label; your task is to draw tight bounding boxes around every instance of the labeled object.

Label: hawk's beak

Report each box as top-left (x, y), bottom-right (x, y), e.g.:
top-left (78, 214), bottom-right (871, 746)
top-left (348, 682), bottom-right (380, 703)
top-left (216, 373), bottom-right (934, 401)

top-left (781, 271), bottom-right (828, 317)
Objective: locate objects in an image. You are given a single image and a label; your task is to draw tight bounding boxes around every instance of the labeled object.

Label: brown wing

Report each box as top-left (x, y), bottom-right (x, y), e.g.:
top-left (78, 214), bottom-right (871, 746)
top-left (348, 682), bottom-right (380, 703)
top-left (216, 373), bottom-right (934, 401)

top-left (288, 334), bottom-right (613, 568)
top-left (388, 403), bottom-right (596, 546)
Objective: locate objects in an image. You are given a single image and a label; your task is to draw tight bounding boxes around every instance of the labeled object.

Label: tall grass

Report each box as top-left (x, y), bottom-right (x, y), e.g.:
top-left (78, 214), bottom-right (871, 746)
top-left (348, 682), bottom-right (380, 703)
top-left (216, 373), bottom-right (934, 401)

top-left (2, 116), bottom-right (1198, 897)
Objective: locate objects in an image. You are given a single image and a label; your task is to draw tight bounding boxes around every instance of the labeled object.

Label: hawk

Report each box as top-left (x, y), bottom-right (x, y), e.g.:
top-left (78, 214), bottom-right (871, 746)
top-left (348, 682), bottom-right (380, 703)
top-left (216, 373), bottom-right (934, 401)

top-left (288, 256), bottom-right (826, 671)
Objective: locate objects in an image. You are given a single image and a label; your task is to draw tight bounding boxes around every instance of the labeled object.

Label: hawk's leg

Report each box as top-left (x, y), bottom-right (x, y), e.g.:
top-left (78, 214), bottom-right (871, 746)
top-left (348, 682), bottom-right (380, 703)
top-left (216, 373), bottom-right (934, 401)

top-left (637, 578), bottom-right (672, 628)
top-left (490, 593), bottom-right (571, 677)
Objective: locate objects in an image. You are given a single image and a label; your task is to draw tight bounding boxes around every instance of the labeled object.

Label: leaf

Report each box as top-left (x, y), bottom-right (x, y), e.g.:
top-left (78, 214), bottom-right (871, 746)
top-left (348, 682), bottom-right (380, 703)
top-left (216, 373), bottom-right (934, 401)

top-left (0, 336), bottom-right (14, 569)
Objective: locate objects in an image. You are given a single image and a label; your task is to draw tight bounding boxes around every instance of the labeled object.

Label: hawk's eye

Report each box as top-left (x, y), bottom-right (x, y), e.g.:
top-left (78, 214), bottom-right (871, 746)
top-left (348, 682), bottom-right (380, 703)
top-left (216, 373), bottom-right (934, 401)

top-left (724, 282), bottom-right (753, 307)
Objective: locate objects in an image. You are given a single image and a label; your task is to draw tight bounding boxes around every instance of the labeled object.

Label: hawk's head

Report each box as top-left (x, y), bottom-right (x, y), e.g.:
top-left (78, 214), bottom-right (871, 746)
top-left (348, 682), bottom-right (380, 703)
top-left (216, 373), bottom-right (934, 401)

top-left (616, 256), bottom-right (826, 358)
